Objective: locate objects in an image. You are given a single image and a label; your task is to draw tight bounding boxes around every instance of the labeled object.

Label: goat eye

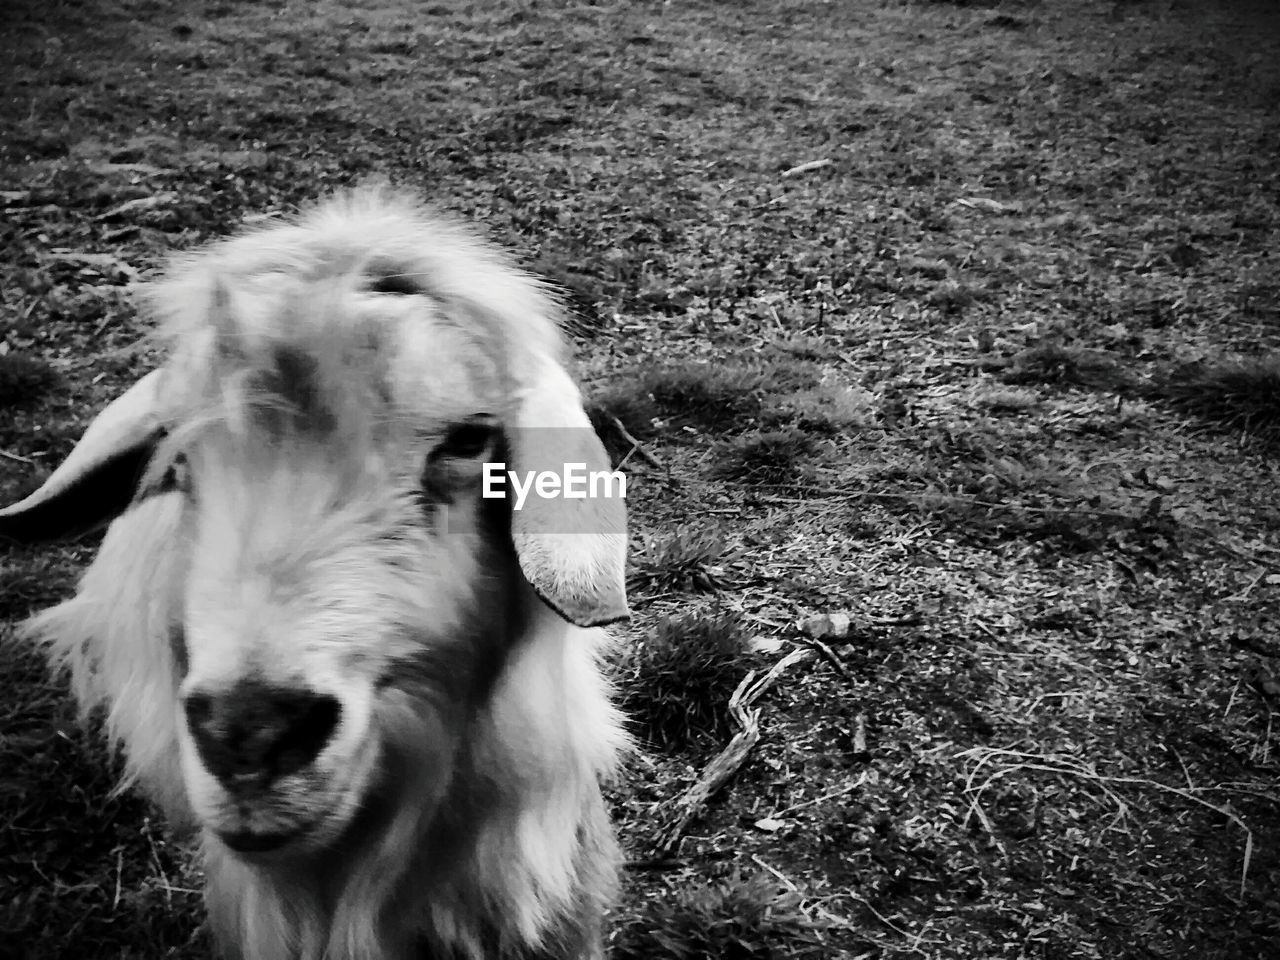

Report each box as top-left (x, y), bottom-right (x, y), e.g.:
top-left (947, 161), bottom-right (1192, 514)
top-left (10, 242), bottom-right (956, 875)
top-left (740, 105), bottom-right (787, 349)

top-left (435, 415), bottom-right (499, 460)
top-left (367, 274), bottom-right (419, 295)
top-left (422, 416), bottom-right (500, 504)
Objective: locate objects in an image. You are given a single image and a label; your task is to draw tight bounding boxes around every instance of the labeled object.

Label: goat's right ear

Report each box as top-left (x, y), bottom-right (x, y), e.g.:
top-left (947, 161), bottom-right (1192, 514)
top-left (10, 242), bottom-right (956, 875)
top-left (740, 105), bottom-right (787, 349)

top-left (506, 355), bottom-right (629, 629)
top-left (0, 369), bottom-right (169, 544)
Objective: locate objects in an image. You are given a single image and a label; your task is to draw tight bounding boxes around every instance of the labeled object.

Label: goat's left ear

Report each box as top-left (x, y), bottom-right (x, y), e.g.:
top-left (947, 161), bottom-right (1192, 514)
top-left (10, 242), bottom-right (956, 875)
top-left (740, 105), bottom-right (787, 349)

top-left (507, 355), bottom-right (629, 628)
top-left (0, 369), bottom-right (169, 543)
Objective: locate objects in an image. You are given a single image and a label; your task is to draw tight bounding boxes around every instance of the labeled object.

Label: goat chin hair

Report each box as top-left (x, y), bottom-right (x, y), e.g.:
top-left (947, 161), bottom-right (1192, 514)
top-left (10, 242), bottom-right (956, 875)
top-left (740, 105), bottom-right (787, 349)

top-left (7, 184), bottom-right (632, 960)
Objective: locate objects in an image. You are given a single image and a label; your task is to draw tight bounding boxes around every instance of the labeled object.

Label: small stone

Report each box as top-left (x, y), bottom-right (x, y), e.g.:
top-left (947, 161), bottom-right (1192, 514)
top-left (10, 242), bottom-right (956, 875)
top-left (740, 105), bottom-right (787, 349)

top-left (798, 612), bottom-right (853, 640)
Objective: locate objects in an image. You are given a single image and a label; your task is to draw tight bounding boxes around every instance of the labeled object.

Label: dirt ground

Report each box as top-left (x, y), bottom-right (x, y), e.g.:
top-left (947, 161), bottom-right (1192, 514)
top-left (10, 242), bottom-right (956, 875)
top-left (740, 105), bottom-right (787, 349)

top-left (2, 0), bottom-right (1279, 957)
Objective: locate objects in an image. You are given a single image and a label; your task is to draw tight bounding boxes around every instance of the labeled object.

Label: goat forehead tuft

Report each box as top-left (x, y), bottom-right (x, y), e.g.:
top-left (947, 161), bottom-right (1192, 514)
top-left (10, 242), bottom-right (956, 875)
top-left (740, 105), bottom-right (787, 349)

top-left (164, 187), bottom-right (539, 313)
top-left (143, 186), bottom-right (566, 440)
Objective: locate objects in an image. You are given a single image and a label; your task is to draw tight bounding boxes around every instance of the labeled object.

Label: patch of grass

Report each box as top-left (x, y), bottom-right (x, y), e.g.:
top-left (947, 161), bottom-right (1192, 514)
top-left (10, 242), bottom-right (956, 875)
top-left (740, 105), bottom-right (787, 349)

top-left (0, 353), bottom-right (58, 407)
top-left (612, 872), bottom-right (820, 960)
top-left (938, 452), bottom-right (1064, 502)
top-left (969, 384), bottom-right (1041, 414)
top-left (878, 425), bottom-right (1147, 548)
top-left (1002, 342), bottom-right (1134, 391)
top-left (619, 610), bottom-right (749, 750)
top-left (593, 358), bottom-right (824, 438)
top-left (0, 551), bottom-right (79, 621)
top-left (764, 383), bottom-right (877, 434)
top-left (631, 527), bottom-right (731, 593)
top-left (754, 358), bottom-right (827, 394)
top-left (0, 637), bottom-right (208, 959)
top-left (1146, 355), bottom-right (1280, 443)
top-left (766, 335), bottom-right (842, 362)
top-left (925, 279), bottom-right (986, 315)
top-left (592, 362), bottom-right (756, 437)
top-left (914, 495), bottom-right (1113, 551)
top-left (709, 428), bottom-right (819, 485)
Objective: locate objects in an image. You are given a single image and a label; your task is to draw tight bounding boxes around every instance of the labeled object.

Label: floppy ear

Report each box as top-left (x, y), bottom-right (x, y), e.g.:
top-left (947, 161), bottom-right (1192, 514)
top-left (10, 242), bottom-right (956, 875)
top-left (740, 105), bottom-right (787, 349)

top-left (506, 355), bottom-right (629, 628)
top-left (0, 370), bottom-right (169, 543)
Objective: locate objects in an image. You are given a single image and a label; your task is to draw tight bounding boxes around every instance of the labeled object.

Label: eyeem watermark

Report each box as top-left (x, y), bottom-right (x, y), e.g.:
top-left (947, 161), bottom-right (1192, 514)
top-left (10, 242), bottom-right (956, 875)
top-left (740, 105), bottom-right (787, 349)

top-left (439, 426), bottom-right (628, 534)
top-left (483, 462), bottom-right (627, 511)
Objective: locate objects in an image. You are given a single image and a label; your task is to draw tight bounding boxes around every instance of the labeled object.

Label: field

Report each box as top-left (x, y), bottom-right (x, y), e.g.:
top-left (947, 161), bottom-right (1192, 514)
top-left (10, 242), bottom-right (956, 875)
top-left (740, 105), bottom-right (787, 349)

top-left (2, 0), bottom-right (1280, 957)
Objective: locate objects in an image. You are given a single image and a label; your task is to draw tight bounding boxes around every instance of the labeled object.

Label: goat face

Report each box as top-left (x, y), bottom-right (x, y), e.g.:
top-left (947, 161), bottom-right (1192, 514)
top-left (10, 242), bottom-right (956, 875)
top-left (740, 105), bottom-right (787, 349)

top-left (0, 187), bottom-right (629, 959)
top-left (164, 274), bottom-right (526, 856)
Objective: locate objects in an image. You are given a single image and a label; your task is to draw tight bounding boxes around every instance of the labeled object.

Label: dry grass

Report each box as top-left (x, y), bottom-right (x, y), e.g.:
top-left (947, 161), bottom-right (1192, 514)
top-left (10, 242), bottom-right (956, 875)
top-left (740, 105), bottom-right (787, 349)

top-left (3, 0), bottom-right (1280, 957)
top-left (1000, 342), bottom-right (1134, 391)
top-left (611, 872), bottom-right (822, 960)
top-left (593, 358), bottom-right (825, 439)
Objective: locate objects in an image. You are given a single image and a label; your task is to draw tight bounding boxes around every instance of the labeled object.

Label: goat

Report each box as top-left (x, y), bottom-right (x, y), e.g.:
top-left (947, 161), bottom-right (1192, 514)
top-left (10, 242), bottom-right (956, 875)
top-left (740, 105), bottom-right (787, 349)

top-left (0, 186), bottom-right (631, 960)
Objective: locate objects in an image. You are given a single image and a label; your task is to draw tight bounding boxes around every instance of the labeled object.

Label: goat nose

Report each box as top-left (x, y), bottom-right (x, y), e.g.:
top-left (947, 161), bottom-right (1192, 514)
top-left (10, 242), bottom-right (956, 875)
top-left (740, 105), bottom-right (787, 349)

top-left (183, 682), bottom-right (341, 787)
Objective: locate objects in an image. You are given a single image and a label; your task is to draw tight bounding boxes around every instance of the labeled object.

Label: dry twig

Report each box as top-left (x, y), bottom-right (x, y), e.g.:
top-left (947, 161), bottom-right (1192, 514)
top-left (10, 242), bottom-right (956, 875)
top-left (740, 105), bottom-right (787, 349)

top-left (600, 411), bottom-right (664, 470)
top-left (799, 635), bottom-right (851, 680)
top-left (781, 158), bottom-right (834, 178)
top-left (658, 646), bottom-right (813, 852)
top-left (958, 747), bottom-right (1272, 897)
top-left (769, 772), bottom-right (869, 819)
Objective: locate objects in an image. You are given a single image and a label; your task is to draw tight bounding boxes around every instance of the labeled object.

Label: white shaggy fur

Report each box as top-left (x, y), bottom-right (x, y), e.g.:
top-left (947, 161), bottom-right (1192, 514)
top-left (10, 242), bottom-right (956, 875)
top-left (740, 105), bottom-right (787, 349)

top-left (4, 186), bottom-right (631, 960)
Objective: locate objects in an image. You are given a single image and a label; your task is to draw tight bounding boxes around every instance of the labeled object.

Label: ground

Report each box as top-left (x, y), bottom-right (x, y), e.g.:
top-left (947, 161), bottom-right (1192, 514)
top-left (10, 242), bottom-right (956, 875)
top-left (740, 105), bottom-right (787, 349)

top-left (1, 0), bottom-right (1279, 958)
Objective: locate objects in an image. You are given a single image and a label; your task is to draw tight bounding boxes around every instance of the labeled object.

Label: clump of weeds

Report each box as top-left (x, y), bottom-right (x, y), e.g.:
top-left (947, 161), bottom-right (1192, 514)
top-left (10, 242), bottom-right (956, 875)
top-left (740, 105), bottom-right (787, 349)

top-left (1146, 354), bottom-right (1280, 444)
top-left (612, 871), bottom-right (822, 960)
top-left (0, 353), bottom-right (58, 407)
top-left (592, 358), bottom-right (824, 438)
top-left (709, 427), bottom-right (820, 485)
top-left (631, 527), bottom-right (733, 593)
top-left (618, 609), bottom-right (751, 750)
